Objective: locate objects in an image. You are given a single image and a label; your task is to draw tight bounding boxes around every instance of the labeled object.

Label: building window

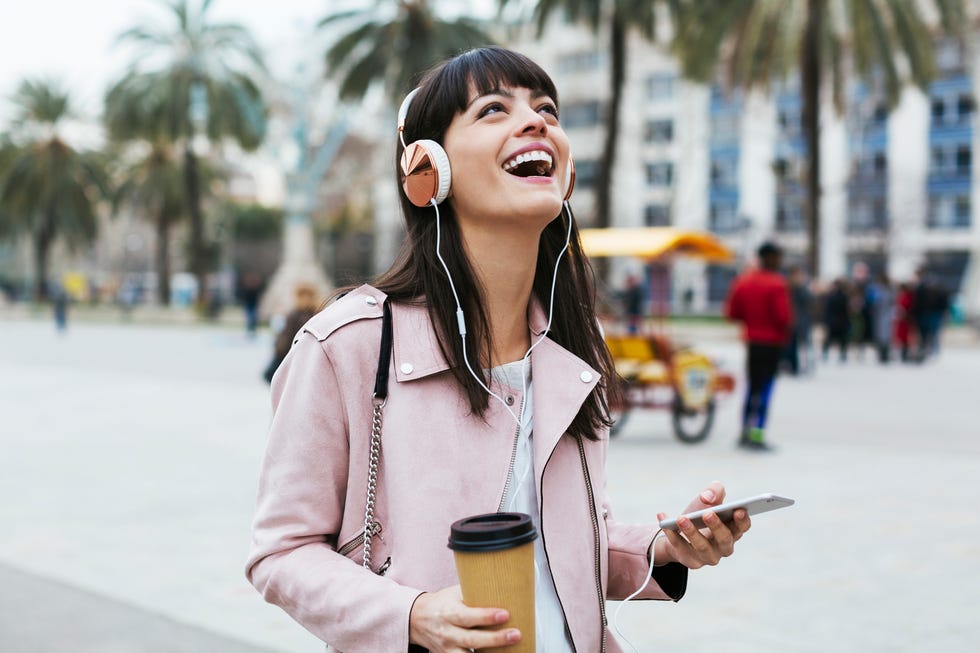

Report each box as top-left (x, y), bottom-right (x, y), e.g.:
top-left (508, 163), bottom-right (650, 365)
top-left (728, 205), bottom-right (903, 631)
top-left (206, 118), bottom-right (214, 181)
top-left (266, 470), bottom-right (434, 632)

top-left (956, 146), bottom-right (971, 175)
top-left (873, 153), bottom-right (887, 177)
top-left (931, 98), bottom-right (946, 124)
top-left (644, 204), bottom-right (670, 226)
top-left (848, 198), bottom-right (888, 232)
top-left (562, 101), bottom-right (602, 129)
top-left (647, 74), bottom-right (675, 100)
top-left (709, 203), bottom-right (739, 233)
top-left (575, 159), bottom-right (598, 190)
top-left (557, 50), bottom-right (603, 73)
top-left (928, 194), bottom-right (972, 228)
top-left (707, 264), bottom-right (737, 304)
top-left (710, 158), bottom-right (737, 188)
top-left (957, 94), bottom-right (975, 123)
top-left (646, 162), bottom-right (673, 187)
top-left (776, 198), bottom-right (804, 232)
top-left (645, 119), bottom-right (673, 144)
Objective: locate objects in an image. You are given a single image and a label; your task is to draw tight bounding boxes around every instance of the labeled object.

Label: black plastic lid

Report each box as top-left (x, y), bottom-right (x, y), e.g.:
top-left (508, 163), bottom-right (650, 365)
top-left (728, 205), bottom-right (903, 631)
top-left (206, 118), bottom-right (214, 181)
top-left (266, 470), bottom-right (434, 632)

top-left (447, 512), bottom-right (538, 552)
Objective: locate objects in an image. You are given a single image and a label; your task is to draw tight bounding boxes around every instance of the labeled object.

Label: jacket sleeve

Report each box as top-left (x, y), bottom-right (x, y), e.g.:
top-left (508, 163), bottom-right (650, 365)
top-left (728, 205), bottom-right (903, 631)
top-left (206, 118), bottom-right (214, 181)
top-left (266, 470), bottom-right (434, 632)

top-left (245, 331), bottom-right (422, 652)
top-left (603, 501), bottom-right (688, 602)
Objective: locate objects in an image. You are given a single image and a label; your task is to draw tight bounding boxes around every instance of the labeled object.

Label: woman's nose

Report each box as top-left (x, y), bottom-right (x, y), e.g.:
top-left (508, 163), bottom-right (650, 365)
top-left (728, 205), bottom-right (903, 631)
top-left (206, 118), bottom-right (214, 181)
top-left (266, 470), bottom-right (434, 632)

top-left (516, 106), bottom-right (547, 136)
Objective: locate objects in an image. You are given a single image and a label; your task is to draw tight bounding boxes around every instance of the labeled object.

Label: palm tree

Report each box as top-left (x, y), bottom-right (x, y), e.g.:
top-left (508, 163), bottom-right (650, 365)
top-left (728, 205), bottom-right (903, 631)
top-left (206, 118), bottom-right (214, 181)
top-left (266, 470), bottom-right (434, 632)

top-left (670, 0), bottom-right (967, 276)
top-left (0, 80), bottom-right (109, 301)
top-left (500, 0), bottom-right (676, 236)
top-left (110, 144), bottom-right (186, 305)
top-left (321, 0), bottom-right (495, 104)
top-left (109, 0), bottom-right (267, 306)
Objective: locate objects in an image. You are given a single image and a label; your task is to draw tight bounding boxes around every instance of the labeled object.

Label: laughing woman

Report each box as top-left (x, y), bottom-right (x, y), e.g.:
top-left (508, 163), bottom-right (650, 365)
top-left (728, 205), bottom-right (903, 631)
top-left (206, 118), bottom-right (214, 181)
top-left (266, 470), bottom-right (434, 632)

top-left (246, 46), bottom-right (751, 653)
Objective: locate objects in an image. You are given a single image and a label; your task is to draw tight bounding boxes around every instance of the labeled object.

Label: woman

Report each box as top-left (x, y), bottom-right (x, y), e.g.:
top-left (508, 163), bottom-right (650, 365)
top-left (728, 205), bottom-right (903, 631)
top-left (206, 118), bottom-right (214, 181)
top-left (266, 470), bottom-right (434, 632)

top-left (246, 47), bottom-right (751, 653)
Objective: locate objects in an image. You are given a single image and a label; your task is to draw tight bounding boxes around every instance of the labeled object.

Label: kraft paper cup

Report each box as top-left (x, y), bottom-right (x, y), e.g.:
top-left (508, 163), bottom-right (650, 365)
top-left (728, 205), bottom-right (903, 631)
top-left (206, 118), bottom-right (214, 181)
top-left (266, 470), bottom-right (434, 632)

top-left (448, 512), bottom-right (537, 653)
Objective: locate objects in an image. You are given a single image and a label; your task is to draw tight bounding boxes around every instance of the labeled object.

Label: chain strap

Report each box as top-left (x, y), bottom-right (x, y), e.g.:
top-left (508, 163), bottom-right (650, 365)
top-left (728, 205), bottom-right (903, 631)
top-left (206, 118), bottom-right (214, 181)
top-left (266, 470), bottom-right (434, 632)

top-left (362, 395), bottom-right (385, 570)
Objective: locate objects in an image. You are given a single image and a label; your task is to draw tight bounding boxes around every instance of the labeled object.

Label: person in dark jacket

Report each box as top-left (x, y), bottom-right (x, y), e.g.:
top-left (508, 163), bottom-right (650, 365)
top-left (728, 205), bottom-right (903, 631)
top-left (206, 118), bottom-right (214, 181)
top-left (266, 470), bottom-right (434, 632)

top-left (782, 265), bottom-right (813, 375)
top-left (822, 279), bottom-right (851, 362)
top-left (724, 242), bottom-right (793, 451)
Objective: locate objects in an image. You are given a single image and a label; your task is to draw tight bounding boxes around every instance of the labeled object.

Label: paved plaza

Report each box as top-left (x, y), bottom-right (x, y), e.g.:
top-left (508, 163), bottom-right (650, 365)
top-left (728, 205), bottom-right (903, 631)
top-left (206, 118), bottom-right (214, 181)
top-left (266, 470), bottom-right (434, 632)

top-left (1, 315), bottom-right (978, 652)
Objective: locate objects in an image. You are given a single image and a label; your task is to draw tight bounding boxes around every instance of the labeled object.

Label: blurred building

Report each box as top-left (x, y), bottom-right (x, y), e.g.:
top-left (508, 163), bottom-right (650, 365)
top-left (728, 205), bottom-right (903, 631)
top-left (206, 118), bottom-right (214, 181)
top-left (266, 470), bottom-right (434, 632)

top-left (510, 21), bottom-right (980, 318)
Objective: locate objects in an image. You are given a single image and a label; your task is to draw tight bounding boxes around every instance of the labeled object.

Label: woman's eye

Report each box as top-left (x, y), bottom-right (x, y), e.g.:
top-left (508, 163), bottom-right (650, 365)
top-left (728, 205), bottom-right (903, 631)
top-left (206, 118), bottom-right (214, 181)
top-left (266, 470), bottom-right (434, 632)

top-left (539, 104), bottom-right (559, 119)
top-left (477, 102), bottom-right (505, 118)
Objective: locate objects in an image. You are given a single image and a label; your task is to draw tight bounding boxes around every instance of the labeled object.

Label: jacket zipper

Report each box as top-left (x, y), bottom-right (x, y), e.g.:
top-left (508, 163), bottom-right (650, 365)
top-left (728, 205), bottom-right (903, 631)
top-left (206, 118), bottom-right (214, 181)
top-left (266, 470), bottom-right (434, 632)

top-left (539, 447), bottom-right (578, 653)
top-left (496, 395), bottom-right (526, 512)
top-left (576, 436), bottom-right (607, 653)
top-left (337, 520), bottom-right (383, 557)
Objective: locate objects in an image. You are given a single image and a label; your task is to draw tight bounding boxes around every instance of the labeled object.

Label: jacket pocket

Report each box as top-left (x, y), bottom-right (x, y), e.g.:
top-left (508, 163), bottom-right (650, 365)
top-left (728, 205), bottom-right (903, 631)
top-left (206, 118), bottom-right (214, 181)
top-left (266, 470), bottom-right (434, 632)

top-left (337, 521), bottom-right (390, 574)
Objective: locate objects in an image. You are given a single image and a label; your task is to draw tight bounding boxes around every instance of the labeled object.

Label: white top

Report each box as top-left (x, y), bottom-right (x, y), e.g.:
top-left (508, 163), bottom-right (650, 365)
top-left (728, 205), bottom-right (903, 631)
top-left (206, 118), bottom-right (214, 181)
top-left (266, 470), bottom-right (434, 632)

top-left (493, 360), bottom-right (574, 652)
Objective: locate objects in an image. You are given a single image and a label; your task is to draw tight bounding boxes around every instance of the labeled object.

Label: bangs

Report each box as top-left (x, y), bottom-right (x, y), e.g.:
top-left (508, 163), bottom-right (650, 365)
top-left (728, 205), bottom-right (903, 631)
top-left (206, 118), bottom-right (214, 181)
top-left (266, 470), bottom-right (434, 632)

top-left (409, 47), bottom-right (559, 142)
top-left (445, 47), bottom-right (559, 112)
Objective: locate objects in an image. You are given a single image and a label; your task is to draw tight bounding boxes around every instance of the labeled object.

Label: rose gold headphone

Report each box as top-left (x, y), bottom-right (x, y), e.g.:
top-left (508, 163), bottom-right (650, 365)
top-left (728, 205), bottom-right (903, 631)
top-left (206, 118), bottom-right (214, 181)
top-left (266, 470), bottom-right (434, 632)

top-left (397, 88), bottom-right (576, 208)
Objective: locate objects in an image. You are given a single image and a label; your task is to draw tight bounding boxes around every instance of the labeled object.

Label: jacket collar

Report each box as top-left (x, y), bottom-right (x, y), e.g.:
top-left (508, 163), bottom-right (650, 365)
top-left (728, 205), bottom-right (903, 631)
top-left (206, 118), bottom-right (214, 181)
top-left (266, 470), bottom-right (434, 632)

top-left (389, 294), bottom-right (561, 384)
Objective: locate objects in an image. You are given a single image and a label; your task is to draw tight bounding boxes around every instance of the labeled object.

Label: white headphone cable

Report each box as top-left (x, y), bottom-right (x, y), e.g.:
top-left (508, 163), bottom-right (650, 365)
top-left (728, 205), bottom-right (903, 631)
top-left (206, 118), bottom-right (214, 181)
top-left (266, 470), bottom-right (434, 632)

top-left (611, 528), bottom-right (666, 653)
top-left (432, 199), bottom-right (572, 428)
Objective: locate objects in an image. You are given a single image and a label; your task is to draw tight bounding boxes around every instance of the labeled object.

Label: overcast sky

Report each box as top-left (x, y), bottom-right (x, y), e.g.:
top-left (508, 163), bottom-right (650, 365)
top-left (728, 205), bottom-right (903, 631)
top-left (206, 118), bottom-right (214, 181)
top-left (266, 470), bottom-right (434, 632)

top-left (0, 0), bottom-right (341, 128)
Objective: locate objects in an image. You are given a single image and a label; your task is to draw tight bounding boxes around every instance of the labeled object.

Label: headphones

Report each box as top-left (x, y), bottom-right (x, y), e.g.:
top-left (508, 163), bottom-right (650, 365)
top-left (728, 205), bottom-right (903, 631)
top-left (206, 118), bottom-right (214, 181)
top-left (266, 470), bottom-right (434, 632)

top-left (397, 87), bottom-right (576, 208)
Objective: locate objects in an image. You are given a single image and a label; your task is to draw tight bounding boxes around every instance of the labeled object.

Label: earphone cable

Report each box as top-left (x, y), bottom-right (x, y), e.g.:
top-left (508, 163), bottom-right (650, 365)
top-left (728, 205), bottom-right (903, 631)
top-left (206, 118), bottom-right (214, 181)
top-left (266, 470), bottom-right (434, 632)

top-left (432, 199), bottom-right (572, 428)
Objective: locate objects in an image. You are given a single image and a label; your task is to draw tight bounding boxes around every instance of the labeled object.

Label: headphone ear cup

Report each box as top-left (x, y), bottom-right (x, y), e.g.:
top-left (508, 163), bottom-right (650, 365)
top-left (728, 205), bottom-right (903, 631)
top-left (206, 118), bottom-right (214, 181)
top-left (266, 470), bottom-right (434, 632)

top-left (400, 139), bottom-right (452, 207)
top-left (563, 158), bottom-right (575, 201)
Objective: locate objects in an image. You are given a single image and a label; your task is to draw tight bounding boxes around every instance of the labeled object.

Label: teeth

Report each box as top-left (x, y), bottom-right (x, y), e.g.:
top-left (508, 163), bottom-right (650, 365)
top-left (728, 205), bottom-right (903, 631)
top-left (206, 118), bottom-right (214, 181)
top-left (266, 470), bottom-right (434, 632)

top-left (503, 150), bottom-right (553, 173)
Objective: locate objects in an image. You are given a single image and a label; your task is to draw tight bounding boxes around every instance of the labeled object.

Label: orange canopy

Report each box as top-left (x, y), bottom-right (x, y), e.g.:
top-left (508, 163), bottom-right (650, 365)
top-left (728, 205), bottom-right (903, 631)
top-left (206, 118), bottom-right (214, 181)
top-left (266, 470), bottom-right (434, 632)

top-left (579, 227), bottom-right (734, 263)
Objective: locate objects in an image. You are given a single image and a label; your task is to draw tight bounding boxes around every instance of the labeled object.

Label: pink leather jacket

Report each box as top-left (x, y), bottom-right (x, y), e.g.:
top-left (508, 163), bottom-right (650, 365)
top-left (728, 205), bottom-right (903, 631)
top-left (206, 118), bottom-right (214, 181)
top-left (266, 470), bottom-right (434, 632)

top-left (246, 285), bottom-right (683, 652)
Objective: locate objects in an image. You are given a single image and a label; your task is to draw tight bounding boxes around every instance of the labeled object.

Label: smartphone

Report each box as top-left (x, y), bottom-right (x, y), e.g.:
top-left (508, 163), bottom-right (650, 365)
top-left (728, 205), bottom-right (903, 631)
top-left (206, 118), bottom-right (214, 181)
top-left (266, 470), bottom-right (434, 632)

top-left (658, 493), bottom-right (795, 531)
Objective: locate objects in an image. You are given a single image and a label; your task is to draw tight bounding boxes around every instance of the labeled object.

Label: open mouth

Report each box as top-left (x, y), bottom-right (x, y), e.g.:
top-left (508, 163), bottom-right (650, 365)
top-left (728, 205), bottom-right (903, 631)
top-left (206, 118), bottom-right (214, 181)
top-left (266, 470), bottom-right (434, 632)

top-left (502, 150), bottom-right (554, 178)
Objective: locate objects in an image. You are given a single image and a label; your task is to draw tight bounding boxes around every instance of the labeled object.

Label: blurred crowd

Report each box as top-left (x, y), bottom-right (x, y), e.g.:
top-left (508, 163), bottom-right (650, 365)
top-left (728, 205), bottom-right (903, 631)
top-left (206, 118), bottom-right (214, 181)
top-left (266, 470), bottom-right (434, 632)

top-left (787, 262), bottom-right (952, 374)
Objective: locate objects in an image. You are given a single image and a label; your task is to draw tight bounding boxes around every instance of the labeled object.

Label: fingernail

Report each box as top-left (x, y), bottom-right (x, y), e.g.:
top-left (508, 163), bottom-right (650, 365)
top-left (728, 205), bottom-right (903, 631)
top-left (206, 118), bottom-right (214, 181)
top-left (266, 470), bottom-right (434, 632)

top-left (703, 511), bottom-right (716, 524)
top-left (701, 489), bottom-right (715, 502)
top-left (678, 517), bottom-right (690, 530)
top-left (506, 629), bottom-right (521, 643)
top-left (494, 610), bottom-right (509, 623)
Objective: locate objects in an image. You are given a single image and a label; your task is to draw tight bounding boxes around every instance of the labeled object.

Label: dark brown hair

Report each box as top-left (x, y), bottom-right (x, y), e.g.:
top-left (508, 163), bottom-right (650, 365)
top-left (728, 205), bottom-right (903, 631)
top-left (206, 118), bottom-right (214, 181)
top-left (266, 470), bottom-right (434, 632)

top-left (374, 47), bottom-right (620, 441)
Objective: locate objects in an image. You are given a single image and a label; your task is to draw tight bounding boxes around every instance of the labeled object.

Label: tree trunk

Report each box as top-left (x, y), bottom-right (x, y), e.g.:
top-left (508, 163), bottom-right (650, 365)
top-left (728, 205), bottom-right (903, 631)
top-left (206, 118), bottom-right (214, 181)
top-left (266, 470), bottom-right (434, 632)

top-left (155, 213), bottom-right (172, 306)
top-left (32, 221), bottom-right (52, 302)
top-left (594, 13), bottom-right (627, 281)
top-left (802, 0), bottom-right (822, 277)
top-left (183, 144), bottom-right (206, 310)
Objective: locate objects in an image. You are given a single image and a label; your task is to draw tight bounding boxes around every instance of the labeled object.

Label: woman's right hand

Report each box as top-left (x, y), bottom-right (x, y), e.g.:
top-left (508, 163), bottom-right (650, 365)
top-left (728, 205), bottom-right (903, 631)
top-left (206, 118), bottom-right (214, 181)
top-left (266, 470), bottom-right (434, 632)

top-left (409, 585), bottom-right (521, 652)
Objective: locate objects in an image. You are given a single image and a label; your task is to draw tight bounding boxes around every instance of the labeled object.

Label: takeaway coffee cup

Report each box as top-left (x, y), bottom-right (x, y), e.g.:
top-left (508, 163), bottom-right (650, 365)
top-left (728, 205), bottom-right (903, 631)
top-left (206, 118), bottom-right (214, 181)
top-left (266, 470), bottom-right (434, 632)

top-left (448, 512), bottom-right (537, 653)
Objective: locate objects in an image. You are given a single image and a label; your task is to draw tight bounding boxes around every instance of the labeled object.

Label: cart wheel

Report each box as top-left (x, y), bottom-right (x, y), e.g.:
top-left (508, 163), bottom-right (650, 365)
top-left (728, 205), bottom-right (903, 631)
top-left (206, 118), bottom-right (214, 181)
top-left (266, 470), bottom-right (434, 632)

top-left (609, 407), bottom-right (630, 437)
top-left (671, 398), bottom-right (714, 444)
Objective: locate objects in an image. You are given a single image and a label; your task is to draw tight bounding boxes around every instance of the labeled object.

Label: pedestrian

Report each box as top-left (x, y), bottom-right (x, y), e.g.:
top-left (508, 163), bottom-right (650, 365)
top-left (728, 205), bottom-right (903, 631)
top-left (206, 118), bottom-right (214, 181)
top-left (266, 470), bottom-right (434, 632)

top-left (822, 279), bottom-right (851, 362)
top-left (262, 282), bottom-right (320, 383)
top-left (621, 272), bottom-right (644, 334)
top-left (723, 241), bottom-right (792, 451)
top-left (51, 281), bottom-right (69, 334)
top-left (894, 282), bottom-right (916, 362)
top-left (239, 272), bottom-right (263, 337)
top-left (246, 47), bottom-right (752, 653)
top-left (869, 274), bottom-right (895, 363)
top-left (782, 265), bottom-right (814, 375)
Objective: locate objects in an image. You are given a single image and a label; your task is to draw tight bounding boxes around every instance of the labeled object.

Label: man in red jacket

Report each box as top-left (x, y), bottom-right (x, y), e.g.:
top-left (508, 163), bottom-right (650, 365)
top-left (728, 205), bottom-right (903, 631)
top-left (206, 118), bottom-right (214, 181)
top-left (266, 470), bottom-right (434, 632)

top-left (724, 242), bottom-right (793, 451)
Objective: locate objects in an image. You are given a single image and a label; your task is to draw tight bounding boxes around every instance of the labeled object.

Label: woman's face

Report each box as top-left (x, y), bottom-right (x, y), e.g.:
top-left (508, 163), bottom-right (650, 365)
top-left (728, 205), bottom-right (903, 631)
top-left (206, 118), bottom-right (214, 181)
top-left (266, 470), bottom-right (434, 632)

top-left (442, 82), bottom-right (570, 233)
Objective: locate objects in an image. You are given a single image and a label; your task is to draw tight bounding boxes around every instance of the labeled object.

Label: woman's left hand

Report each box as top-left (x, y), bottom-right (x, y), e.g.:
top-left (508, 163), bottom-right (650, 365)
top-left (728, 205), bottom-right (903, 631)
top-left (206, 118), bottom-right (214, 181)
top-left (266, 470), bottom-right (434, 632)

top-left (653, 481), bottom-right (751, 569)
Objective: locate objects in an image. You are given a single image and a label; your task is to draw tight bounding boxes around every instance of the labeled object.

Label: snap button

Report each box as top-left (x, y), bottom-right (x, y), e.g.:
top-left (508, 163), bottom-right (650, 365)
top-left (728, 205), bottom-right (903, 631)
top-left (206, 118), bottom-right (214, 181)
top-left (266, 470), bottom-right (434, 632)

top-left (580, 371), bottom-right (593, 383)
top-left (505, 396), bottom-right (515, 406)
top-left (365, 296), bottom-right (378, 306)
top-left (400, 363), bottom-right (414, 374)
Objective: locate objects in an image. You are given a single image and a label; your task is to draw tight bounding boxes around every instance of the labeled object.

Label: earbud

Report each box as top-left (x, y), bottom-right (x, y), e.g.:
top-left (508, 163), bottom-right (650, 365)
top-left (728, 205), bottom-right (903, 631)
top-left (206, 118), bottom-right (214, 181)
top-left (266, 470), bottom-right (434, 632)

top-left (398, 88), bottom-right (452, 207)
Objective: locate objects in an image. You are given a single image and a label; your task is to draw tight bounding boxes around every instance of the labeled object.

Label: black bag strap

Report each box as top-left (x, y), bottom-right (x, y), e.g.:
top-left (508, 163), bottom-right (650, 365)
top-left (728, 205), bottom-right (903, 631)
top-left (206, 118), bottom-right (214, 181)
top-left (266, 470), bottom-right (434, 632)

top-left (373, 300), bottom-right (393, 400)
